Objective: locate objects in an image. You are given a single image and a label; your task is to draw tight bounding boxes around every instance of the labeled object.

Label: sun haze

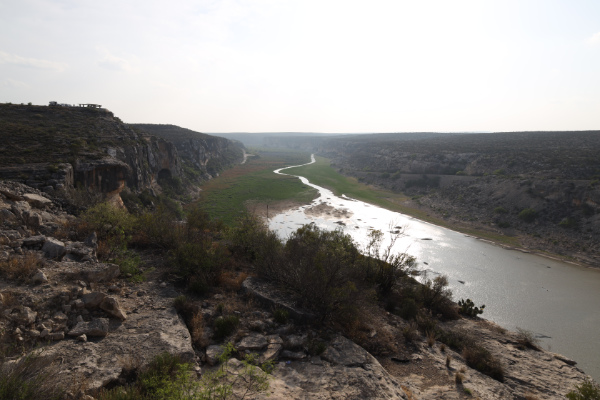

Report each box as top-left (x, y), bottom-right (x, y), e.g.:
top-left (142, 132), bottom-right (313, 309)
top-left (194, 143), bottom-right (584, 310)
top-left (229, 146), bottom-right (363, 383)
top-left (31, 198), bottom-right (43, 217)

top-left (1, 0), bottom-right (599, 133)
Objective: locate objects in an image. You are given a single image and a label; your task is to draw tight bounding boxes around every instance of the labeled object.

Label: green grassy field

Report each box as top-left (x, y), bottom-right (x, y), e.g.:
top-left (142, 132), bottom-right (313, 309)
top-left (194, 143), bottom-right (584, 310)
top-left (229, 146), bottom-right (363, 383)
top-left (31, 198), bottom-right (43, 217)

top-left (195, 149), bottom-right (318, 225)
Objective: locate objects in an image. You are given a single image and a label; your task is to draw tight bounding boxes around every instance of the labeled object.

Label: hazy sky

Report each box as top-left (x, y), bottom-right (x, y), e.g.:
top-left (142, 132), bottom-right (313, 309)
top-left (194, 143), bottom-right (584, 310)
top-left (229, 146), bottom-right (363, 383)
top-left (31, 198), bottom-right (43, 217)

top-left (1, 0), bottom-right (600, 133)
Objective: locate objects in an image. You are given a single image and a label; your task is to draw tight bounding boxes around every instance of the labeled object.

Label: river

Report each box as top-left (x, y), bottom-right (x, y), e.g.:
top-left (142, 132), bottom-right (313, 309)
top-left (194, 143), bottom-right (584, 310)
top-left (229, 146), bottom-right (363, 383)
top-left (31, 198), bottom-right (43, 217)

top-left (268, 155), bottom-right (600, 381)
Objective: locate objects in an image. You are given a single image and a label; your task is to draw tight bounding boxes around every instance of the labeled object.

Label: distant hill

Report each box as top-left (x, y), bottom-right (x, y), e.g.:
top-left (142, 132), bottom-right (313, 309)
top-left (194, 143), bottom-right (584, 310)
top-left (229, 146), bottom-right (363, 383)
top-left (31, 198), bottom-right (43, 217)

top-left (312, 130), bottom-right (600, 266)
top-left (211, 132), bottom-right (333, 147)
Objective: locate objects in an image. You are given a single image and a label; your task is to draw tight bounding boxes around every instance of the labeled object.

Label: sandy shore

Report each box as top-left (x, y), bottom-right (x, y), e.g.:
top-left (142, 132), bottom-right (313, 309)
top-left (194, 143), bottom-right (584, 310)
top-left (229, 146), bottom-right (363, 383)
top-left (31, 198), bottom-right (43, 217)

top-left (247, 199), bottom-right (308, 220)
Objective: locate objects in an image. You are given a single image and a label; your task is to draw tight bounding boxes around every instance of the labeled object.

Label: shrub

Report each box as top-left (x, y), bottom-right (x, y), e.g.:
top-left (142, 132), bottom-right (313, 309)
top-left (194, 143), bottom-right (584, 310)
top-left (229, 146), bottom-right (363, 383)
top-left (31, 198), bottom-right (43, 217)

top-left (114, 250), bottom-right (143, 282)
top-left (463, 345), bottom-right (504, 382)
top-left (518, 208), bottom-right (538, 223)
top-left (566, 378), bottom-right (600, 400)
top-left (214, 315), bottom-right (240, 341)
top-left (516, 327), bottom-right (541, 351)
top-left (398, 298), bottom-right (418, 320)
top-left (171, 241), bottom-right (229, 293)
top-left (79, 202), bottom-right (136, 260)
top-left (359, 228), bottom-right (416, 295)
top-left (279, 223), bottom-right (361, 318)
top-left (559, 217), bottom-right (577, 229)
top-left (402, 322), bottom-right (419, 342)
top-left (420, 275), bottom-right (457, 319)
top-left (455, 371), bottom-right (464, 384)
top-left (494, 206), bottom-right (508, 214)
top-left (273, 308), bottom-right (289, 325)
top-left (227, 212), bottom-right (283, 279)
top-left (133, 206), bottom-right (183, 249)
top-left (458, 298), bottom-right (485, 317)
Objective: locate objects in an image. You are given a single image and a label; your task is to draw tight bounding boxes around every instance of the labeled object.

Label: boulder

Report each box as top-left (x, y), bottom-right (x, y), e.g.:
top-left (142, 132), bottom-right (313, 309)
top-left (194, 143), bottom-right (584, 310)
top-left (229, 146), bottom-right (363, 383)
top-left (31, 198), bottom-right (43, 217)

top-left (100, 296), bottom-right (127, 320)
top-left (260, 344), bottom-right (283, 363)
top-left (23, 193), bottom-right (52, 209)
top-left (254, 336), bottom-right (407, 400)
top-left (82, 292), bottom-right (106, 309)
top-left (26, 212), bottom-right (42, 227)
top-left (32, 270), bottom-right (48, 284)
top-left (236, 333), bottom-right (268, 351)
top-left (321, 336), bottom-right (369, 368)
top-left (42, 238), bottom-right (67, 260)
top-left (16, 307), bottom-right (38, 326)
top-left (206, 345), bottom-right (225, 366)
top-left (68, 318), bottom-right (110, 337)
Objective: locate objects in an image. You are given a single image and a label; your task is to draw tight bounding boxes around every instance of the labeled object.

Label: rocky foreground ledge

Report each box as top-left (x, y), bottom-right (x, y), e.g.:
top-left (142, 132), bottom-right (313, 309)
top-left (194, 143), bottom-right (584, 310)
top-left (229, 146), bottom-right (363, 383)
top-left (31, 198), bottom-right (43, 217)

top-left (0, 181), bottom-right (594, 399)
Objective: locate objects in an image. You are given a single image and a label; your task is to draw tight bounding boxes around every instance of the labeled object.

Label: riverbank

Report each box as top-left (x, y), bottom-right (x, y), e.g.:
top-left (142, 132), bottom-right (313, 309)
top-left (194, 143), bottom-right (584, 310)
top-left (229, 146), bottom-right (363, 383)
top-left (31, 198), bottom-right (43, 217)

top-left (280, 155), bottom-right (598, 270)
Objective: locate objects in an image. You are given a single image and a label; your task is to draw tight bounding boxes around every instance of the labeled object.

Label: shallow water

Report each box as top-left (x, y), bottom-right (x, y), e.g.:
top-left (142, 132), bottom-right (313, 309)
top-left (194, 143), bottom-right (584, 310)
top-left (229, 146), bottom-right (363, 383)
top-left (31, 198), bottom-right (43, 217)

top-left (268, 155), bottom-right (600, 381)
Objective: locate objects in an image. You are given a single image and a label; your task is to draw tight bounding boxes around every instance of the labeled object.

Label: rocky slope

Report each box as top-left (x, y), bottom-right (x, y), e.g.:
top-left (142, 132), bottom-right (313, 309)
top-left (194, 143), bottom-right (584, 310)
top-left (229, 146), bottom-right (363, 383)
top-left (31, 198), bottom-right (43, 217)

top-left (0, 180), bottom-right (593, 399)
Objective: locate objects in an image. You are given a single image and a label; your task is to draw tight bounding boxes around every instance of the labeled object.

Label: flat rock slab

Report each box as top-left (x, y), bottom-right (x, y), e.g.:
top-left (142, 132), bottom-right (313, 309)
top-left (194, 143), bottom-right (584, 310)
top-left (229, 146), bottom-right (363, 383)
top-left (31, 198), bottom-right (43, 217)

top-left (237, 333), bottom-right (268, 351)
top-left (256, 337), bottom-right (407, 400)
top-left (40, 307), bottom-right (194, 391)
top-left (23, 193), bottom-right (53, 209)
top-left (68, 318), bottom-right (109, 337)
top-left (321, 336), bottom-right (370, 368)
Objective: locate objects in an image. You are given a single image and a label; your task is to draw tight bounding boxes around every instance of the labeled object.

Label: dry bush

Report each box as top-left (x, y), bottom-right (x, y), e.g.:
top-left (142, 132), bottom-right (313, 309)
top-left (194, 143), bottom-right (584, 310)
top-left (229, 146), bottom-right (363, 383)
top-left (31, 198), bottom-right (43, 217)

top-left (523, 394), bottom-right (540, 400)
top-left (455, 371), bottom-right (464, 384)
top-left (446, 355), bottom-right (451, 368)
top-left (516, 327), bottom-right (541, 351)
top-left (51, 219), bottom-right (75, 241)
top-left (462, 345), bottom-right (504, 382)
top-left (173, 296), bottom-right (208, 348)
top-left (218, 271), bottom-right (248, 292)
top-left (96, 239), bottom-right (112, 261)
top-left (0, 253), bottom-right (43, 282)
top-left (402, 322), bottom-right (419, 343)
top-left (189, 312), bottom-right (208, 348)
top-left (343, 309), bottom-right (398, 356)
top-left (426, 330), bottom-right (436, 347)
top-left (0, 352), bottom-right (65, 399)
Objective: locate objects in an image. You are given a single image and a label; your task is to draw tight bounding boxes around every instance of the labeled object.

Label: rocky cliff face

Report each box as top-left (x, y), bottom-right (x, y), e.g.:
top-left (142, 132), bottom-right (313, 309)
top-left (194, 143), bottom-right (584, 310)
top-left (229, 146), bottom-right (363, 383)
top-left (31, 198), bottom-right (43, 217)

top-left (129, 124), bottom-right (245, 182)
top-left (0, 105), bottom-right (245, 200)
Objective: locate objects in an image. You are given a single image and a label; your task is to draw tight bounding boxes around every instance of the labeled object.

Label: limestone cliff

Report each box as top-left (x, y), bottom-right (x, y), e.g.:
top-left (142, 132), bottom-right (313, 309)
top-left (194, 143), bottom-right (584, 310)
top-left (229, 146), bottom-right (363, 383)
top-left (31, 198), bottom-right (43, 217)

top-left (0, 104), bottom-right (242, 200)
top-left (130, 124), bottom-right (245, 183)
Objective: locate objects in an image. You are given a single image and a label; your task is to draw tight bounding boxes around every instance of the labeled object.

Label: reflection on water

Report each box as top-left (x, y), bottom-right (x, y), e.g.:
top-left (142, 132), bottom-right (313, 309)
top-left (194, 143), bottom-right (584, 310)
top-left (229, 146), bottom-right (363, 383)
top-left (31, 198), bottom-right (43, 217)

top-left (269, 155), bottom-right (600, 381)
